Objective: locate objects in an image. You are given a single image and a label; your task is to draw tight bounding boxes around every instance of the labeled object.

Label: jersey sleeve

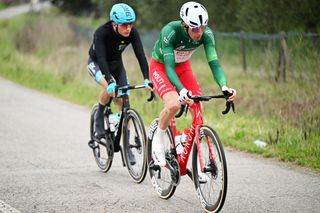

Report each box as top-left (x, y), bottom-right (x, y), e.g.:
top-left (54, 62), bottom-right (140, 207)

top-left (131, 28), bottom-right (149, 80)
top-left (161, 26), bottom-right (184, 92)
top-left (202, 28), bottom-right (227, 88)
top-left (93, 28), bottom-right (112, 82)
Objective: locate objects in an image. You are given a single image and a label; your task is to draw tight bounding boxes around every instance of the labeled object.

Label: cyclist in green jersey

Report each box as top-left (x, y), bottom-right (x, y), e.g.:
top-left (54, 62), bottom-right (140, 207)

top-left (150, 1), bottom-right (237, 166)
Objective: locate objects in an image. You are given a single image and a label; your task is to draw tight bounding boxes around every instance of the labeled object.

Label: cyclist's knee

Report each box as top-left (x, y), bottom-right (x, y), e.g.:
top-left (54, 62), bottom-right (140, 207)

top-left (99, 89), bottom-right (110, 104)
top-left (163, 92), bottom-right (180, 114)
top-left (165, 101), bottom-right (180, 115)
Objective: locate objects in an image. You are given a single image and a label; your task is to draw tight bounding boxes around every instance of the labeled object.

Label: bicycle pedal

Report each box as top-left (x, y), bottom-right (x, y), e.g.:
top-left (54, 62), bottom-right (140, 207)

top-left (88, 140), bottom-right (98, 149)
top-left (149, 160), bottom-right (161, 171)
top-left (198, 173), bottom-right (208, 184)
top-left (166, 158), bottom-right (180, 186)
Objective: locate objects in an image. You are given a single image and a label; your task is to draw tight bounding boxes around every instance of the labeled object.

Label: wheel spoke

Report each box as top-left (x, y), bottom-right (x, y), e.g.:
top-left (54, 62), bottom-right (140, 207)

top-left (192, 126), bottom-right (227, 212)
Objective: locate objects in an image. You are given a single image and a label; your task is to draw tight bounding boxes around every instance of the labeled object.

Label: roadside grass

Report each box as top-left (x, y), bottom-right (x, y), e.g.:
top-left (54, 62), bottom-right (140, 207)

top-left (0, 12), bottom-right (319, 171)
top-left (72, 15), bottom-right (104, 29)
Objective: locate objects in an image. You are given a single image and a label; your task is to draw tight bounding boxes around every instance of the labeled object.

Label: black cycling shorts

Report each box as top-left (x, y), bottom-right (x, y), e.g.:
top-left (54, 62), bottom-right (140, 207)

top-left (87, 57), bottom-right (128, 87)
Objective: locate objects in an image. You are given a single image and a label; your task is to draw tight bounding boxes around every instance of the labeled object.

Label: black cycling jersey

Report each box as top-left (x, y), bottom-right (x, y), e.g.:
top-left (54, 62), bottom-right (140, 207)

top-left (88, 21), bottom-right (149, 82)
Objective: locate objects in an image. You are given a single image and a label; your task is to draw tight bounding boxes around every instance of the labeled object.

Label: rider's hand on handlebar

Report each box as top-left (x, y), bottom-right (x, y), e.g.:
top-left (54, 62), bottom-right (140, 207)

top-left (179, 88), bottom-right (193, 105)
top-left (221, 86), bottom-right (236, 102)
top-left (106, 81), bottom-right (116, 97)
top-left (144, 79), bottom-right (154, 91)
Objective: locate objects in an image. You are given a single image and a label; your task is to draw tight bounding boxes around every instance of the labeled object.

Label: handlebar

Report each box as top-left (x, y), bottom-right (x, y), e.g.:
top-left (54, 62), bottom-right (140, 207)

top-left (115, 84), bottom-right (155, 102)
top-left (175, 93), bottom-right (235, 118)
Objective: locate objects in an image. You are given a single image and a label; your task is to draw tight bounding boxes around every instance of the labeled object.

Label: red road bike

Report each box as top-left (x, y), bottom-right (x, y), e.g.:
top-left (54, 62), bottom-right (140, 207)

top-left (147, 93), bottom-right (234, 212)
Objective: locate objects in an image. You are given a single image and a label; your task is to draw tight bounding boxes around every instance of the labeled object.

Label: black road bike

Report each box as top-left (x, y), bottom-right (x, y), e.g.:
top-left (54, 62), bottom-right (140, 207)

top-left (88, 84), bottom-right (154, 183)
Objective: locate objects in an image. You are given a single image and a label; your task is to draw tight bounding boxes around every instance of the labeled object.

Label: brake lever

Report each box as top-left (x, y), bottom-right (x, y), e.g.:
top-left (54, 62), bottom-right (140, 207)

top-left (231, 102), bottom-right (235, 113)
top-left (184, 105), bottom-right (189, 117)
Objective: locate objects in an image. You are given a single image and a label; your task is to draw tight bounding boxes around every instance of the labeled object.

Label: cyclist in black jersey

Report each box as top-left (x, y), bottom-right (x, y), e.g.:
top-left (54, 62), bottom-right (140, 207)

top-left (87, 3), bottom-right (152, 142)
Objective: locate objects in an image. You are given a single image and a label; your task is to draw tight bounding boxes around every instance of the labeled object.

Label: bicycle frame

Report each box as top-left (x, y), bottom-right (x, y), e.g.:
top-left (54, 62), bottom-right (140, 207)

top-left (110, 94), bottom-right (129, 148)
top-left (170, 102), bottom-right (213, 176)
top-left (104, 85), bottom-right (153, 163)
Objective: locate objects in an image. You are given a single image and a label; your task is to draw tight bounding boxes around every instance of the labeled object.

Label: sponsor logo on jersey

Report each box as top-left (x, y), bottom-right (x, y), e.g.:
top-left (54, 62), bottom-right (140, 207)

top-left (119, 44), bottom-right (127, 51)
top-left (176, 45), bottom-right (185, 50)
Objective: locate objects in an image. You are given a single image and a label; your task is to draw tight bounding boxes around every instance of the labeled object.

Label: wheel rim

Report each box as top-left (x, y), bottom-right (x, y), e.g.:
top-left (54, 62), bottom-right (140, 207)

top-left (125, 110), bottom-right (147, 182)
top-left (90, 105), bottom-right (113, 172)
top-left (193, 126), bottom-right (227, 212)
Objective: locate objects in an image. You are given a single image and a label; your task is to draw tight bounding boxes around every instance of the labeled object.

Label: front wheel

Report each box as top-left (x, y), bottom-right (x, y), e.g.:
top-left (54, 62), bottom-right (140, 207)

top-left (90, 104), bottom-right (113, 172)
top-left (122, 108), bottom-right (148, 183)
top-left (192, 125), bottom-right (228, 213)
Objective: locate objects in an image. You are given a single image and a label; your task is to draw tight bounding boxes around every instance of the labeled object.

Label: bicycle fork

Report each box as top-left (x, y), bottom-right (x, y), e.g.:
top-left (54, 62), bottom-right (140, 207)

top-left (196, 127), bottom-right (218, 179)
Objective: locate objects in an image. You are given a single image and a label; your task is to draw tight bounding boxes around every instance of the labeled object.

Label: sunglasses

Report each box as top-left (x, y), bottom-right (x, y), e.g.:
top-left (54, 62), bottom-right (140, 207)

top-left (191, 25), bottom-right (206, 33)
top-left (118, 22), bottom-right (134, 29)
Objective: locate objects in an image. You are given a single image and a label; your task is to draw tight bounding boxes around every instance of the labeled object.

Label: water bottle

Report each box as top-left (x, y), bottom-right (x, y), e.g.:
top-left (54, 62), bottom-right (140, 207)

top-left (114, 113), bottom-right (121, 129)
top-left (174, 129), bottom-right (189, 155)
top-left (175, 134), bottom-right (184, 155)
top-left (108, 113), bottom-right (121, 132)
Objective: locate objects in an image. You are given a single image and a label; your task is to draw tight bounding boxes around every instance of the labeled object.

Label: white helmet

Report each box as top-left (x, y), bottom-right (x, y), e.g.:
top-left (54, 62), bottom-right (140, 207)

top-left (180, 1), bottom-right (208, 28)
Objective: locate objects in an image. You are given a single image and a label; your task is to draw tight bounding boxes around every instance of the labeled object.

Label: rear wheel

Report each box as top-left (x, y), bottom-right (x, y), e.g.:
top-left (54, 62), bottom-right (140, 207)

top-left (147, 119), bottom-right (176, 199)
top-left (90, 104), bottom-right (113, 172)
top-left (122, 108), bottom-right (148, 183)
top-left (192, 125), bottom-right (227, 213)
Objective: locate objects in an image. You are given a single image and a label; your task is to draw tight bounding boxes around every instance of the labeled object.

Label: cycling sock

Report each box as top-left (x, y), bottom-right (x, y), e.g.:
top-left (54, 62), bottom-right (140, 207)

top-left (155, 127), bottom-right (167, 140)
top-left (94, 103), bottom-right (107, 138)
top-left (98, 102), bottom-right (106, 114)
top-left (157, 127), bottom-right (166, 135)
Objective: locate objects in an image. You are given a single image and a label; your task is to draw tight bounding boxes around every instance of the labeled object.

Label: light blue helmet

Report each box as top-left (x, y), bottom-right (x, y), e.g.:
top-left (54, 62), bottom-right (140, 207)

top-left (109, 3), bottom-right (136, 25)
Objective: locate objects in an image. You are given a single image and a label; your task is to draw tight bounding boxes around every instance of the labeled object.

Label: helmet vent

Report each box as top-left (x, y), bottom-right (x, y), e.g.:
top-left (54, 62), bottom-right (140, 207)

top-left (185, 8), bottom-right (189, 16)
top-left (199, 15), bottom-right (203, 25)
top-left (115, 15), bottom-right (119, 20)
top-left (189, 20), bottom-right (197, 26)
top-left (194, 5), bottom-right (198, 8)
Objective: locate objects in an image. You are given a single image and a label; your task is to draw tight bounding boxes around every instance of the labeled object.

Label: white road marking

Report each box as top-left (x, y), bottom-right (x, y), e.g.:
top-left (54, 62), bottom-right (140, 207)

top-left (0, 200), bottom-right (21, 213)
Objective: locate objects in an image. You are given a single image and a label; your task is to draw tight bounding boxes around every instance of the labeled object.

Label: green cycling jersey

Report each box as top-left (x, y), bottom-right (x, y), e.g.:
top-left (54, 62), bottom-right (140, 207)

top-left (152, 20), bottom-right (227, 91)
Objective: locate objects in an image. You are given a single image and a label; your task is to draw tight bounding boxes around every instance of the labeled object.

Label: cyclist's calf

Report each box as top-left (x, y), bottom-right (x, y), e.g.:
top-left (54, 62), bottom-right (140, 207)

top-left (159, 92), bottom-right (181, 129)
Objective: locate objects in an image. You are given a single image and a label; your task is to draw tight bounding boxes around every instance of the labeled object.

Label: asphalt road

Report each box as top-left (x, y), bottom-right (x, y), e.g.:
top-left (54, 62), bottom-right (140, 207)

top-left (0, 77), bottom-right (319, 213)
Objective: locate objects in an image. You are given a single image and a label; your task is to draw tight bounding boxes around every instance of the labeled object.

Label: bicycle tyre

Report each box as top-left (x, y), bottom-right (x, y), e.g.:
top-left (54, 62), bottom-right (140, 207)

top-left (192, 125), bottom-right (228, 213)
top-left (90, 104), bottom-right (113, 172)
top-left (122, 108), bottom-right (148, 183)
top-left (147, 119), bottom-right (176, 199)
